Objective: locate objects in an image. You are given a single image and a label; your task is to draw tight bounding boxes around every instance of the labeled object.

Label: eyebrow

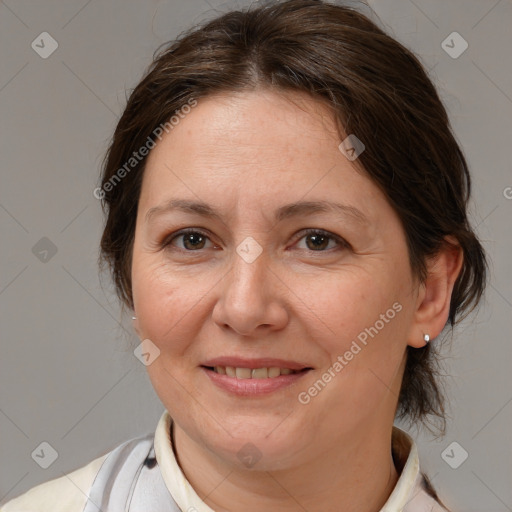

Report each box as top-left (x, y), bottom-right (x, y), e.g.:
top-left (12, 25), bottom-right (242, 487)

top-left (145, 199), bottom-right (368, 225)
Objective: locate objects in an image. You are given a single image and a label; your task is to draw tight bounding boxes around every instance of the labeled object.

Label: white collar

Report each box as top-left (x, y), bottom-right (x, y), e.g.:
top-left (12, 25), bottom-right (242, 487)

top-left (153, 410), bottom-right (442, 512)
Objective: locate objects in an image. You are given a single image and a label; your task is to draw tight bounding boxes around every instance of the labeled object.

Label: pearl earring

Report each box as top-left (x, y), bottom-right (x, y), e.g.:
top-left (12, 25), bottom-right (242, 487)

top-left (424, 333), bottom-right (430, 343)
top-left (132, 316), bottom-right (137, 320)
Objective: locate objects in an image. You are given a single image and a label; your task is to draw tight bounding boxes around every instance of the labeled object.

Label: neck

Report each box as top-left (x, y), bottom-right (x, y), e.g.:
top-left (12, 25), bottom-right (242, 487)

top-left (173, 420), bottom-right (399, 512)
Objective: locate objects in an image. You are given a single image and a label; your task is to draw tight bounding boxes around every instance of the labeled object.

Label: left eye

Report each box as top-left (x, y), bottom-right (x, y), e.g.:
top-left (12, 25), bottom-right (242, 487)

top-left (294, 229), bottom-right (345, 252)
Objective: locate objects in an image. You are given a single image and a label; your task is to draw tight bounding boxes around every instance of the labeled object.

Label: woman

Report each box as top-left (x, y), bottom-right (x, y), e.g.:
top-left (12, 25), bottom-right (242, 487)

top-left (2, 0), bottom-right (486, 511)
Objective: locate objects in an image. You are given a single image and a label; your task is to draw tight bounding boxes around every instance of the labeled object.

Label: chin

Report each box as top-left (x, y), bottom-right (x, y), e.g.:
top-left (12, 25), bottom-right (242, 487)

top-left (201, 419), bottom-right (305, 469)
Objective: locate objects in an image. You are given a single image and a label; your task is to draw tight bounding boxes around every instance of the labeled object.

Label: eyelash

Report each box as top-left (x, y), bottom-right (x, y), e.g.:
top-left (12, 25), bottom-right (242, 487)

top-left (162, 228), bottom-right (349, 254)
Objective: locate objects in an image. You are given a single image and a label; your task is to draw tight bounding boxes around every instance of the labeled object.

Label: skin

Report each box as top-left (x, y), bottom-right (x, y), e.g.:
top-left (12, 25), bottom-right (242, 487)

top-left (131, 89), bottom-right (463, 512)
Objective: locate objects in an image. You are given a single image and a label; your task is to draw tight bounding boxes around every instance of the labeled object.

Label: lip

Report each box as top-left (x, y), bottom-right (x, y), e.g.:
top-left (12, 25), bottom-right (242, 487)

top-left (202, 366), bottom-right (311, 396)
top-left (201, 357), bottom-right (311, 371)
top-left (200, 357), bottom-right (313, 397)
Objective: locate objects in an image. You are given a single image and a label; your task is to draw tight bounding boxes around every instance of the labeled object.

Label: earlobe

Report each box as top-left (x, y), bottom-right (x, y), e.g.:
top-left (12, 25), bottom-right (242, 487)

top-left (407, 237), bottom-right (463, 348)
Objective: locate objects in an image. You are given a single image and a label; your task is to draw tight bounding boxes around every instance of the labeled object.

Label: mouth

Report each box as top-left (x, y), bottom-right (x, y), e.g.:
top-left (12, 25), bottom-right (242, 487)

top-left (202, 365), bottom-right (310, 379)
top-left (200, 358), bottom-right (313, 396)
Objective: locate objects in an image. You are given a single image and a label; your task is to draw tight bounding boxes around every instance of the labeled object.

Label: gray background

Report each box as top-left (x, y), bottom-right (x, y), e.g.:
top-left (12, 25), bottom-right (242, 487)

top-left (0, 0), bottom-right (511, 510)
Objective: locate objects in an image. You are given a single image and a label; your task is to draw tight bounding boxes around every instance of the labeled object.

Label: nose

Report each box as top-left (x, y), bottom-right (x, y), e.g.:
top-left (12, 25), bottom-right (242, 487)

top-left (211, 244), bottom-right (289, 337)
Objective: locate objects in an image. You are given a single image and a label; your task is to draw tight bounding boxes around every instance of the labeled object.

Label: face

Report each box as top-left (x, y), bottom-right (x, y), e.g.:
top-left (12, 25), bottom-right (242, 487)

top-left (131, 89), bottom-right (420, 470)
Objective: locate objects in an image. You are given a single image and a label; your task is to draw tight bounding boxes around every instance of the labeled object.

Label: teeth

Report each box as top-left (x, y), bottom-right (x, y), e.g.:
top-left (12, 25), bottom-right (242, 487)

top-left (251, 368), bottom-right (268, 379)
top-left (211, 366), bottom-right (301, 378)
top-left (268, 367), bottom-right (281, 378)
top-left (236, 367), bottom-right (252, 379)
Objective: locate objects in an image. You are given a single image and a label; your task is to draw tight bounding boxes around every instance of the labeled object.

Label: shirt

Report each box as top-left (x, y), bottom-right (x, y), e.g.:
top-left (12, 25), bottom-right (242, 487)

top-left (1, 410), bottom-right (449, 512)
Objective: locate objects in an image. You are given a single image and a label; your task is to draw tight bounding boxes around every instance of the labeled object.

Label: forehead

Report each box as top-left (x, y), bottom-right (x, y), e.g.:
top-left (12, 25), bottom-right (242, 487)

top-left (139, 89), bottom-right (386, 222)
top-left (158, 91), bottom-right (338, 166)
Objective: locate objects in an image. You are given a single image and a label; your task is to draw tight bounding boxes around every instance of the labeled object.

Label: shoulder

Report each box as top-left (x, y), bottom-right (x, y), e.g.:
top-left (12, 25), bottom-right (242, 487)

top-left (1, 452), bottom-right (108, 512)
top-left (1, 432), bottom-right (156, 512)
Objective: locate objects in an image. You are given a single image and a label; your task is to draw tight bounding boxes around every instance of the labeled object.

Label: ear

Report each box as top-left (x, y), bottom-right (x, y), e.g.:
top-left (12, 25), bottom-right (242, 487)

top-left (407, 236), bottom-right (464, 348)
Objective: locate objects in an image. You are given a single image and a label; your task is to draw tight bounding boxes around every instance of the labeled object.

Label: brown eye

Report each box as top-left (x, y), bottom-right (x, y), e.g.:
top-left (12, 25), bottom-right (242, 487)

top-left (295, 229), bottom-right (347, 252)
top-left (304, 232), bottom-right (331, 251)
top-left (165, 229), bottom-right (213, 251)
top-left (181, 232), bottom-right (207, 250)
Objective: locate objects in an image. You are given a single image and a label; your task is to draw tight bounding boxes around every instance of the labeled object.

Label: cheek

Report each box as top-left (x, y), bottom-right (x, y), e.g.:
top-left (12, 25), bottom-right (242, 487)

top-left (308, 279), bottom-right (406, 403)
top-left (308, 269), bottom-right (402, 354)
top-left (131, 255), bottom-right (207, 352)
top-left (309, 271), bottom-right (408, 401)
top-left (131, 256), bottom-right (209, 404)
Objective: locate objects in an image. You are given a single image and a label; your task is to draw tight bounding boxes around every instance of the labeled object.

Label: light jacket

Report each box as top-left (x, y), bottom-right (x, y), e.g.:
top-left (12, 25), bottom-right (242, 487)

top-left (1, 410), bottom-right (449, 512)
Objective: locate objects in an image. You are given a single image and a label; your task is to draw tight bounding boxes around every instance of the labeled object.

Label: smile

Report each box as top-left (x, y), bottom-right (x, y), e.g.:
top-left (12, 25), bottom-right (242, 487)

top-left (207, 366), bottom-right (302, 379)
top-left (201, 365), bottom-right (312, 396)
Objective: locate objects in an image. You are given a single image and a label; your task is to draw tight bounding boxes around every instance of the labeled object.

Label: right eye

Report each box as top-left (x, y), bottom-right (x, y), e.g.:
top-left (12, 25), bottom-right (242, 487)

top-left (163, 228), bottom-right (216, 251)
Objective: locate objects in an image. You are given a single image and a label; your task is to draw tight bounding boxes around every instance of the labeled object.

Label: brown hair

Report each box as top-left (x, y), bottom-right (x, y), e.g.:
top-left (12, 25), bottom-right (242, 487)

top-left (98, 0), bottom-right (486, 434)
